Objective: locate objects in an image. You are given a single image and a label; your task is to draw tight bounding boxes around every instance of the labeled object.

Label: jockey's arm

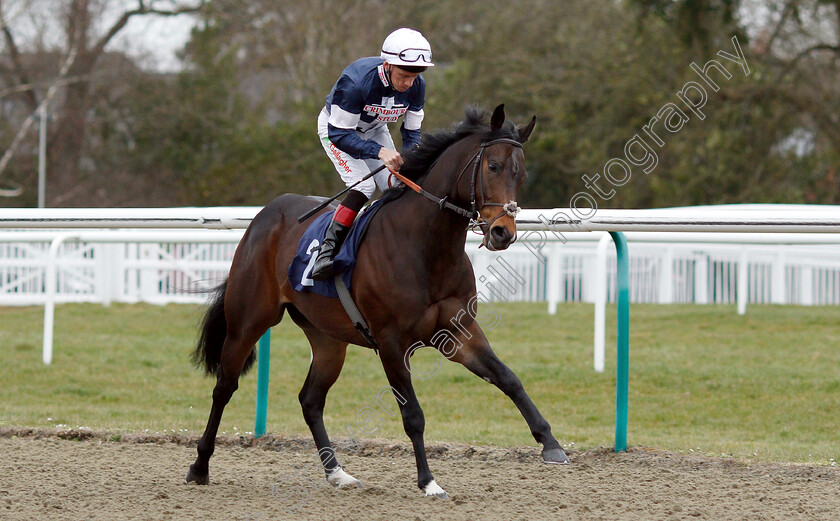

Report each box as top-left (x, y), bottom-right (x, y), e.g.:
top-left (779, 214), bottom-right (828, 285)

top-left (327, 123), bottom-right (383, 160)
top-left (399, 121), bottom-right (421, 151)
top-left (327, 122), bottom-right (404, 171)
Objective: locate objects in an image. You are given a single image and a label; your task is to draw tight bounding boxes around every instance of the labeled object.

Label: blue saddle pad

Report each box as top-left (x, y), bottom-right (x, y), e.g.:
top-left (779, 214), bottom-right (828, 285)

top-left (288, 199), bottom-right (385, 298)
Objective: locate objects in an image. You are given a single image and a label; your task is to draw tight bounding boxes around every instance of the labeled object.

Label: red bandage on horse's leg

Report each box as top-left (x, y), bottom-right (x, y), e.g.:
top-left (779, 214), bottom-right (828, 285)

top-left (333, 205), bottom-right (358, 227)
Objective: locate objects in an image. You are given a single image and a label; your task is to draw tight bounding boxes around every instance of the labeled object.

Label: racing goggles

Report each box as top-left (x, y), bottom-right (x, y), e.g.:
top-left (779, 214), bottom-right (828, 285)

top-left (381, 48), bottom-right (433, 65)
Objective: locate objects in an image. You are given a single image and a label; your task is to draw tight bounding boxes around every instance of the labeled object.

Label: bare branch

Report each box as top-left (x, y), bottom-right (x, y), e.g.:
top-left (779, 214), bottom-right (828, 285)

top-left (90, 0), bottom-right (204, 59)
top-left (0, 74), bottom-right (90, 99)
top-left (0, 0), bottom-right (38, 110)
top-left (0, 45), bottom-right (79, 181)
top-left (776, 43), bottom-right (840, 80)
top-left (765, 0), bottom-right (795, 54)
top-left (0, 0), bottom-right (32, 32)
top-left (834, 0), bottom-right (840, 38)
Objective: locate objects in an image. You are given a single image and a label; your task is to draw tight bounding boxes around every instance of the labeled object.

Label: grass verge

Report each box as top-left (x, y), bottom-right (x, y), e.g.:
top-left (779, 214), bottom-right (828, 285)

top-left (1, 302), bottom-right (837, 465)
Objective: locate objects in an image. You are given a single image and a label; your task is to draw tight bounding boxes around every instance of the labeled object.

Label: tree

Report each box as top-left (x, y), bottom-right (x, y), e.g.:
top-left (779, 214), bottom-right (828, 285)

top-left (631, 0), bottom-right (840, 204)
top-left (0, 0), bottom-right (203, 206)
top-left (4, 0), bottom-right (836, 208)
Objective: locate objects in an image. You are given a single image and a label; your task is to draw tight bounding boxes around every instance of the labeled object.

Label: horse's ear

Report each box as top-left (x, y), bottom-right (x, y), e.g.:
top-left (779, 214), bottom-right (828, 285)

top-left (490, 104), bottom-right (505, 131)
top-left (518, 115), bottom-right (537, 144)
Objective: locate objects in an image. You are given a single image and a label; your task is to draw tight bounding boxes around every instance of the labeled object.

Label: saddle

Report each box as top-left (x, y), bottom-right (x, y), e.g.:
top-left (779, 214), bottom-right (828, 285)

top-left (288, 198), bottom-right (386, 298)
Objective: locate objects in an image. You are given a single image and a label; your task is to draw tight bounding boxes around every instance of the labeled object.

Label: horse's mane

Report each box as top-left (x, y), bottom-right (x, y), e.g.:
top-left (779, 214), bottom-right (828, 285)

top-left (378, 106), bottom-right (519, 204)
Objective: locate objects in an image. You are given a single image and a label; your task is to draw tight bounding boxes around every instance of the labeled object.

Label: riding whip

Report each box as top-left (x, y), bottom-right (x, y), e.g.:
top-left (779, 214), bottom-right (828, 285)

top-left (297, 164), bottom-right (388, 223)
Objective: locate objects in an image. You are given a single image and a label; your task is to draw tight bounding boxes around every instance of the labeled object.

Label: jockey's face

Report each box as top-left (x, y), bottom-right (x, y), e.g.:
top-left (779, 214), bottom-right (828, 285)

top-left (385, 63), bottom-right (421, 92)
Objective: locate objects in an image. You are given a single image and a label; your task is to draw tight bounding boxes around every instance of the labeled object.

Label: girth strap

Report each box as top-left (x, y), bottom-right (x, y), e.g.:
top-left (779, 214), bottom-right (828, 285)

top-left (333, 274), bottom-right (379, 353)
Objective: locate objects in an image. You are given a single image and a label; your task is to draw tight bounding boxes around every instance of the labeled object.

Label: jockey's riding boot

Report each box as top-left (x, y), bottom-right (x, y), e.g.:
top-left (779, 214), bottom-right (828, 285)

top-left (311, 218), bottom-right (351, 281)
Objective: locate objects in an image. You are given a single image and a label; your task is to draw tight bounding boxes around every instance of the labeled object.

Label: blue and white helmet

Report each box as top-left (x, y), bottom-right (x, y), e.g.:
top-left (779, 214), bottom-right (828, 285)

top-left (380, 28), bottom-right (434, 67)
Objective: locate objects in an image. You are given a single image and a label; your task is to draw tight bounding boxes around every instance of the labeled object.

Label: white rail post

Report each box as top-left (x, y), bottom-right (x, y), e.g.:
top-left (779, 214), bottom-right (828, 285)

top-left (546, 241), bottom-right (563, 315)
top-left (126, 243), bottom-right (138, 300)
top-left (771, 249), bottom-right (786, 304)
top-left (695, 253), bottom-right (709, 304)
top-left (594, 234), bottom-right (610, 373)
top-left (659, 247), bottom-right (674, 303)
top-left (95, 243), bottom-right (110, 306)
top-left (43, 234), bottom-right (77, 365)
top-left (139, 243), bottom-right (157, 302)
top-left (584, 245), bottom-right (600, 303)
top-left (737, 248), bottom-right (748, 315)
top-left (109, 242), bottom-right (124, 303)
top-left (801, 265), bottom-right (814, 305)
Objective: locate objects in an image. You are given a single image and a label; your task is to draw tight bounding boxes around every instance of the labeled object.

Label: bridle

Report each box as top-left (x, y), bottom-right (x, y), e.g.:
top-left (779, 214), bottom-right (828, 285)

top-left (389, 137), bottom-right (523, 237)
top-left (458, 137), bottom-right (523, 235)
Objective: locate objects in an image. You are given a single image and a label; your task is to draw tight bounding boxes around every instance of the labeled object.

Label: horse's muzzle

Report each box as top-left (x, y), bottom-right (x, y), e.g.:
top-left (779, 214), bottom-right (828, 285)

top-left (485, 224), bottom-right (515, 251)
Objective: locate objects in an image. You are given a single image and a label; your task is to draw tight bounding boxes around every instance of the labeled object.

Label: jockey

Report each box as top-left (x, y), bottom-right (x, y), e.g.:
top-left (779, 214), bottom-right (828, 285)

top-left (311, 27), bottom-right (434, 281)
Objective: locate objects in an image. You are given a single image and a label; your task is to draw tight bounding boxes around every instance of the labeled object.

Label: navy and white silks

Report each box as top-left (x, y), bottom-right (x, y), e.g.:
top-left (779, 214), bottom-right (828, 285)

top-left (318, 57), bottom-right (426, 197)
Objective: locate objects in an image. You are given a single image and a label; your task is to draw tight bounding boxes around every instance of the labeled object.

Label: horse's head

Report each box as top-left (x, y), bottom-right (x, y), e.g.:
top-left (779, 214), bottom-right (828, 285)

top-left (472, 104), bottom-right (536, 251)
top-left (395, 104), bottom-right (535, 251)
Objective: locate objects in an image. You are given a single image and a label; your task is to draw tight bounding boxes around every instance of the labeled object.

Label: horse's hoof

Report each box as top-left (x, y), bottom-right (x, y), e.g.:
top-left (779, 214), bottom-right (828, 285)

top-left (326, 467), bottom-right (363, 489)
top-left (542, 447), bottom-right (571, 465)
top-left (185, 465), bottom-right (209, 485)
top-left (423, 479), bottom-right (449, 499)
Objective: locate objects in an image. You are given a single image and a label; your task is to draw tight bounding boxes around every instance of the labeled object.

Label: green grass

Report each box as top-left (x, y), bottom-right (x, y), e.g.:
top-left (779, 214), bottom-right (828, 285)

top-left (1, 302), bottom-right (838, 464)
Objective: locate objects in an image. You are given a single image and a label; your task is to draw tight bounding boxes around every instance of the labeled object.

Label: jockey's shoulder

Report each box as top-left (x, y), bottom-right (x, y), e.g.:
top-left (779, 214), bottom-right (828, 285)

top-left (341, 57), bottom-right (385, 82)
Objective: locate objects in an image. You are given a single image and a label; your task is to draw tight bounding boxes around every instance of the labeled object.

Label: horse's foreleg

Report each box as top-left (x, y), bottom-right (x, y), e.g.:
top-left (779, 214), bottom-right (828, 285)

top-left (295, 324), bottom-right (360, 489)
top-left (379, 347), bottom-right (448, 498)
top-left (452, 340), bottom-right (570, 464)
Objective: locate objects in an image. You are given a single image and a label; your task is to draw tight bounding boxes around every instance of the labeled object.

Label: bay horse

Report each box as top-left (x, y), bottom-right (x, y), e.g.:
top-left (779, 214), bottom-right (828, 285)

top-left (187, 104), bottom-right (570, 498)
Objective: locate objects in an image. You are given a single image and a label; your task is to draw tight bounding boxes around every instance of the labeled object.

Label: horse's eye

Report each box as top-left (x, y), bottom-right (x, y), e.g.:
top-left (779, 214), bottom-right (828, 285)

top-left (488, 162), bottom-right (500, 173)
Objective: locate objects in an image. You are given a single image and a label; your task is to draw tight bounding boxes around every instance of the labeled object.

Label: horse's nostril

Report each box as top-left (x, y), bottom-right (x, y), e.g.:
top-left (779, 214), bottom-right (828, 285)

top-left (490, 226), bottom-right (510, 243)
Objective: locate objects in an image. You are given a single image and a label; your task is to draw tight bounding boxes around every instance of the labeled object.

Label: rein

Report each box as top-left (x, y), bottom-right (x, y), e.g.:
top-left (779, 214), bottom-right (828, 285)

top-left (388, 137), bottom-right (523, 230)
top-left (388, 167), bottom-right (476, 219)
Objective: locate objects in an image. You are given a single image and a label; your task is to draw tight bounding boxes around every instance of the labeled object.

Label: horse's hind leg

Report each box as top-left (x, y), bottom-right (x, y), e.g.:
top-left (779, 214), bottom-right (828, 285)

top-left (187, 303), bottom-right (281, 485)
top-left (290, 309), bottom-right (360, 488)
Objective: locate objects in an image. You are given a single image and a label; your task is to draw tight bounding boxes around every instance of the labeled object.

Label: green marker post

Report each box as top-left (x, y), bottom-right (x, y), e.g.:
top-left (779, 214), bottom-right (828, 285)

top-left (254, 329), bottom-right (271, 438)
top-left (610, 231), bottom-right (630, 452)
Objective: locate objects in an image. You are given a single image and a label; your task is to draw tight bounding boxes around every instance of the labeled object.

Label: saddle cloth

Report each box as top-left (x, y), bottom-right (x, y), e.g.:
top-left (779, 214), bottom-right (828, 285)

top-left (288, 199), bottom-right (386, 298)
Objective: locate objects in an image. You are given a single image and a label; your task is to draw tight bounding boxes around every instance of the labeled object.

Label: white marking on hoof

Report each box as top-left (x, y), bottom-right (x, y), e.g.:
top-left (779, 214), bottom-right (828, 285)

top-left (326, 467), bottom-right (362, 489)
top-left (543, 458), bottom-right (571, 465)
top-left (423, 479), bottom-right (449, 499)
top-left (542, 447), bottom-right (571, 465)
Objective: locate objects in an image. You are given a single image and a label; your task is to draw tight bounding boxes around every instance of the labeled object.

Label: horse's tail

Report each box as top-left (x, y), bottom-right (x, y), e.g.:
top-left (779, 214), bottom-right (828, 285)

top-left (192, 280), bottom-right (257, 377)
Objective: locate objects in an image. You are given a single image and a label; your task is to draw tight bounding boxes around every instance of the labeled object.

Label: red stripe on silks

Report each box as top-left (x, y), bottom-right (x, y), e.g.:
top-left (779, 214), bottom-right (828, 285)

top-left (333, 205), bottom-right (358, 227)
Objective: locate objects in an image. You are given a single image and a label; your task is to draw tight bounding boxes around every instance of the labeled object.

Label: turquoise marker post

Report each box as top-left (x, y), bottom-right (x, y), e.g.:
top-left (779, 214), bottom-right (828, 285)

top-left (609, 232), bottom-right (630, 452)
top-left (254, 329), bottom-right (271, 438)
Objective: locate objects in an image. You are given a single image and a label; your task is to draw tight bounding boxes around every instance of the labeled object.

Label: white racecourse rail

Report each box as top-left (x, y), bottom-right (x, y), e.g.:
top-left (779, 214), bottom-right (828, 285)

top-left (2, 204), bottom-right (840, 367)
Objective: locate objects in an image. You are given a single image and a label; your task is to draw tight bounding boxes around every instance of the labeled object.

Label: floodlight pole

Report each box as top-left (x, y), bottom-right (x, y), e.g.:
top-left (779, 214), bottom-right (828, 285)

top-left (37, 103), bottom-right (47, 208)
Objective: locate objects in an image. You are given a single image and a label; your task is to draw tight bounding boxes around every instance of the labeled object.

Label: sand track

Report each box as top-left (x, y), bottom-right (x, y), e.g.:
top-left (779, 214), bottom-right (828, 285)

top-left (1, 427), bottom-right (838, 520)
